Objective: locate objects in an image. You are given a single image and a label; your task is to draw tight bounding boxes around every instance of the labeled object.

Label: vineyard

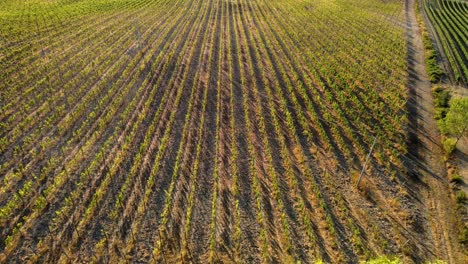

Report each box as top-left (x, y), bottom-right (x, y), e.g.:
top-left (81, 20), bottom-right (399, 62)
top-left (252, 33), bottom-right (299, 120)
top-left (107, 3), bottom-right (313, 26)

top-left (0, 0), bottom-right (462, 263)
top-left (422, 0), bottom-right (468, 85)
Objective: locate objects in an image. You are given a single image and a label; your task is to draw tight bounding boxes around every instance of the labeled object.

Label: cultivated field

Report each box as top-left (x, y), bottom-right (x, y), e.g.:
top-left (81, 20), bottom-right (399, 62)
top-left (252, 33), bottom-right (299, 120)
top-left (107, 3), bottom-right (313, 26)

top-left (0, 0), bottom-right (461, 263)
top-left (422, 0), bottom-right (468, 85)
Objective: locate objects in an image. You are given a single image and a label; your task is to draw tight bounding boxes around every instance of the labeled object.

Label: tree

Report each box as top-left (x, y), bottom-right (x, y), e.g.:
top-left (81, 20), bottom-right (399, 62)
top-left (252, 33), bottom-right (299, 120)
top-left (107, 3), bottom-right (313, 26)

top-left (443, 98), bottom-right (468, 144)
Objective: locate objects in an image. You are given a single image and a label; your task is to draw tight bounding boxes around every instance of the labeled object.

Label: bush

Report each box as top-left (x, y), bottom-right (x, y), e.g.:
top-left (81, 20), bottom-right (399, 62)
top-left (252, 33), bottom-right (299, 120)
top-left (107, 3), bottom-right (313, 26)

top-left (459, 226), bottom-right (468, 245)
top-left (432, 86), bottom-right (450, 108)
top-left (432, 85), bottom-right (444, 95)
top-left (434, 107), bottom-right (448, 120)
top-left (426, 51), bottom-right (443, 83)
top-left (443, 98), bottom-right (468, 140)
top-left (443, 137), bottom-right (457, 155)
top-left (450, 174), bottom-right (463, 184)
top-left (422, 31), bottom-right (432, 49)
top-left (423, 34), bottom-right (443, 83)
top-left (437, 118), bottom-right (447, 134)
top-left (456, 191), bottom-right (466, 204)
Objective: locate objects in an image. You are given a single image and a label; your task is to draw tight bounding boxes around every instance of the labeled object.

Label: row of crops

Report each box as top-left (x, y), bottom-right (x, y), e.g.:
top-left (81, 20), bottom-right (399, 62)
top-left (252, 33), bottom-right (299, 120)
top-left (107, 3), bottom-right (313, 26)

top-left (422, 0), bottom-right (468, 85)
top-left (0, 0), bottom-right (437, 262)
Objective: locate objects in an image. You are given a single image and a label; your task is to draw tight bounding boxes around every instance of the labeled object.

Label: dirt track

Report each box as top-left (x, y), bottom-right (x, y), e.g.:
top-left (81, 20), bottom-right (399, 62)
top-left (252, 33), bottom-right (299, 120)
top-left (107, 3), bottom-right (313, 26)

top-left (405, 0), bottom-right (463, 262)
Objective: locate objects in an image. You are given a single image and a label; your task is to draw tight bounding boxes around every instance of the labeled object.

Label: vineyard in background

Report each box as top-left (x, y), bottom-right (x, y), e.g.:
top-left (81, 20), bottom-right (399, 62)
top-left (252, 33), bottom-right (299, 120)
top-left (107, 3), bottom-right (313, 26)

top-left (422, 0), bottom-right (468, 86)
top-left (0, 0), bottom-right (441, 262)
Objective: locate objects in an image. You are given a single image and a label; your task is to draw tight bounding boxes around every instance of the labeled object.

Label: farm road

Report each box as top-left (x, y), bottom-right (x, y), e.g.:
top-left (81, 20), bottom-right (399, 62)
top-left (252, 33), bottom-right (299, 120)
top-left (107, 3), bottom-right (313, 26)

top-left (405, 0), bottom-right (464, 262)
